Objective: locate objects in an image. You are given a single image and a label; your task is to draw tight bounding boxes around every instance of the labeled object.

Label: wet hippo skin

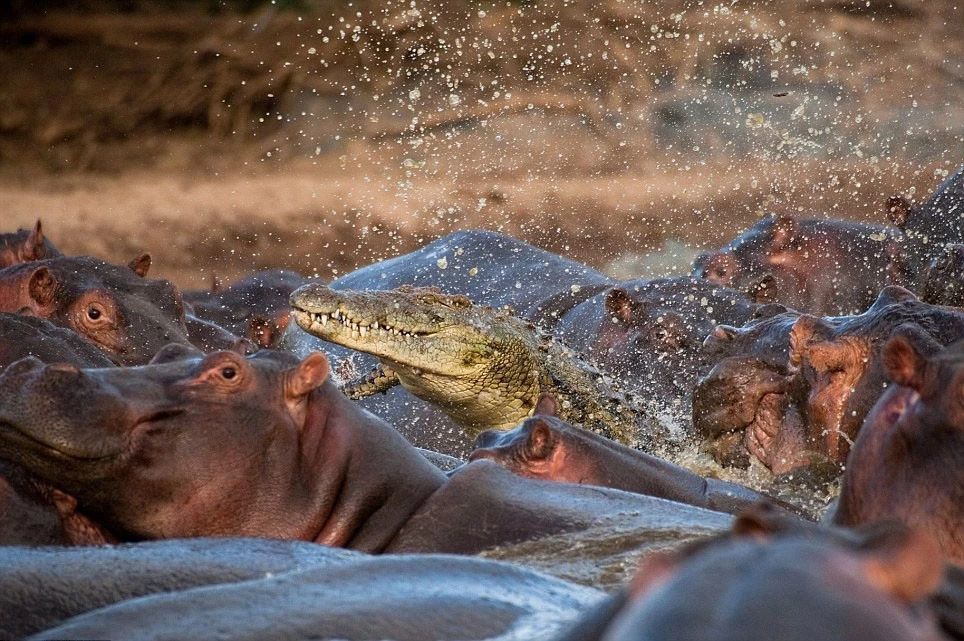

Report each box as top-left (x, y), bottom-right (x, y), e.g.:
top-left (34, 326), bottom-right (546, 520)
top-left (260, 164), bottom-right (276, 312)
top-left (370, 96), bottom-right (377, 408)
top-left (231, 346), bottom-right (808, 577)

top-left (0, 538), bottom-right (360, 640)
top-left (552, 518), bottom-right (950, 641)
top-left (889, 166), bottom-right (964, 280)
top-left (469, 415), bottom-right (801, 517)
top-left (693, 214), bottom-right (897, 316)
top-left (694, 287), bottom-right (964, 474)
top-left (29, 554), bottom-right (604, 641)
top-left (0, 348), bottom-right (730, 555)
top-left (185, 269), bottom-right (308, 348)
top-left (0, 313), bottom-right (115, 372)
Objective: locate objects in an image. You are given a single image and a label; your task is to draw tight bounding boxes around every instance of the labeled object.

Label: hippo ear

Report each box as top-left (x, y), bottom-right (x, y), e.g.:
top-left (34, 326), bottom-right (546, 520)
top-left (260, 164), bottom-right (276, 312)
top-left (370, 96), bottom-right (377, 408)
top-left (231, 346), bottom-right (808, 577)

top-left (533, 393), bottom-right (559, 417)
top-left (881, 334), bottom-right (930, 391)
top-left (287, 352), bottom-right (331, 399)
top-left (21, 220), bottom-right (48, 261)
top-left (247, 316), bottom-right (275, 349)
top-left (526, 419), bottom-right (556, 460)
top-left (731, 501), bottom-right (796, 540)
top-left (247, 312), bottom-right (291, 349)
top-left (708, 324), bottom-right (737, 342)
top-left (856, 524), bottom-right (943, 603)
top-left (768, 214), bottom-right (798, 252)
top-left (653, 312), bottom-right (688, 350)
top-left (128, 253), bottom-right (152, 278)
top-left (745, 274), bottom-right (778, 304)
top-left (885, 195), bottom-right (913, 229)
top-left (869, 285), bottom-right (917, 313)
top-left (27, 266), bottom-right (57, 308)
top-left (605, 288), bottom-right (637, 325)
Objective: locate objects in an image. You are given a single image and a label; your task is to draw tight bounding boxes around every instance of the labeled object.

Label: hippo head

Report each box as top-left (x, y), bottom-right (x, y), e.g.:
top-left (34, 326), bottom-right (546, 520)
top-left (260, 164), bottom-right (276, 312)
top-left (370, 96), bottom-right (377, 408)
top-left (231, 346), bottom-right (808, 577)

top-left (0, 256), bottom-right (192, 364)
top-left (691, 251), bottom-right (741, 286)
top-left (787, 287), bottom-right (950, 468)
top-left (695, 309), bottom-right (824, 474)
top-left (0, 347), bottom-right (332, 540)
top-left (835, 336), bottom-right (964, 563)
top-left (469, 413), bottom-right (579, 482)
top-left (692, 214), bottom-right (799, 288)
top-left (0, 220), bottom-right (61, 268)
top-left (603, 523), bottom-right (946, 641)
top-left (569, 277), bottom-right (767, 404)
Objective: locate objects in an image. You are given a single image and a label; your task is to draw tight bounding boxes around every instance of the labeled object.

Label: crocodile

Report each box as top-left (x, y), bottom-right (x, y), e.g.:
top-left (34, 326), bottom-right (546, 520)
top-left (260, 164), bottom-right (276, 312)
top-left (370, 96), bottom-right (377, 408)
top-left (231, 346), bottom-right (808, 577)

top-left (290, 284), bottom-right (657, 446)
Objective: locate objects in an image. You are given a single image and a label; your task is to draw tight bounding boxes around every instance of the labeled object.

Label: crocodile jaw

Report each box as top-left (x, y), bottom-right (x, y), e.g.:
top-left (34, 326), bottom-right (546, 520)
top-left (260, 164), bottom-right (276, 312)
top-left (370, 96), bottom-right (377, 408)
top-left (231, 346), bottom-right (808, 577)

top-left (292, 307), bottom-right (542, 433)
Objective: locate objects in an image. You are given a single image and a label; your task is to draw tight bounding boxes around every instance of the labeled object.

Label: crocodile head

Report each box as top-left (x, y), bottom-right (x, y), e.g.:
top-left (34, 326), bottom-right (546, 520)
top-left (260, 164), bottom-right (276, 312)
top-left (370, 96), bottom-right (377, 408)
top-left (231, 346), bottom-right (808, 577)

top-left (290, 284), bottom-right (544, 433)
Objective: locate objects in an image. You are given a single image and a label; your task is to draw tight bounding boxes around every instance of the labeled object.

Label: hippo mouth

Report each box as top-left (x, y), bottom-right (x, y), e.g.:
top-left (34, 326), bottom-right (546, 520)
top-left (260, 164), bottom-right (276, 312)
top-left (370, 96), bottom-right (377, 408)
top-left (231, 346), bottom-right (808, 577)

top-left (694, 357), bottom-right (808, 472)
top-left (702, 390), bottom-right (789, 469)
top-left (0, 408), bottom-right (185, 463)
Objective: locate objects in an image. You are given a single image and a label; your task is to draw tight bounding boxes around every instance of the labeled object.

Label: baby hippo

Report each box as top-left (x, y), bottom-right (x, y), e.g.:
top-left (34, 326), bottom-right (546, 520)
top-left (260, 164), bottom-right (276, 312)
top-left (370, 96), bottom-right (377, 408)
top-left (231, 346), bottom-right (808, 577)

top-left (470, 410), bottom-right (795, 516)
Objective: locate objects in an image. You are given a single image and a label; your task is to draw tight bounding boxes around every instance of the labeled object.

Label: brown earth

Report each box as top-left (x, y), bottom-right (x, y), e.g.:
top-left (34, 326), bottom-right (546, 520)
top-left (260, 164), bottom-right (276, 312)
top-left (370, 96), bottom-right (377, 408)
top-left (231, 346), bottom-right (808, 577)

top-left (0, 0), bottom-right (961, 288)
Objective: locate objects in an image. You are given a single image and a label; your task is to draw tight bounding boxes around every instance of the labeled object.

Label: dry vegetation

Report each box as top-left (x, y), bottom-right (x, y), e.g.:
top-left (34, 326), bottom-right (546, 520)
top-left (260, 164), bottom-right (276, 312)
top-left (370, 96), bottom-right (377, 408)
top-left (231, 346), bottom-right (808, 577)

top-left (0, 0), bottom-right (960, 286)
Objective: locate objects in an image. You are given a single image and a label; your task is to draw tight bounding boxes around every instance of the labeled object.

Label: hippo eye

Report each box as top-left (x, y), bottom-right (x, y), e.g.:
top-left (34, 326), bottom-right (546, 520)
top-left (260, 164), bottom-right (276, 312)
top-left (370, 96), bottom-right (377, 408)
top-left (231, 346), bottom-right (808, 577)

top-left (220, 366), bottom-right (237, 380)
top-left (87, 307), bottom-right (101, 320)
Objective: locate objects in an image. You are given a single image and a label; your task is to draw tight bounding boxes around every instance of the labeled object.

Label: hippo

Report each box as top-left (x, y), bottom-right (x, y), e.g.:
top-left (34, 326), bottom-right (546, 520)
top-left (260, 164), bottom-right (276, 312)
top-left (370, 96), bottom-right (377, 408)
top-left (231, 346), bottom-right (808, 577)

top-left (553, 517), bottom-right (950, 641)
top-left (29, 554), bottom-right (602, 641)
top-left (694, 286), bottom-right (964, 474)
top-left (470, 413), bottom-right (801, 517)
top-left (185, 269), bottom-right (308, 348)
top-left (0, 347), bottom-right (730, 554)
top-left (0, 256), bottom-right (192, 364)
top-left (0, 314), bottom-right (120, 546)
top-left (328, 229), bottom-right (615, 313)
top-left (834, 336), bottom-right (964, 563)
top-left (549, 276), bottom-right (774, 409)
top-left (888, 166), bottom-right (964, 280)
top-left (0, 312), bottom-right (115, 371)
top-left (0, 220), bottom-right (61, 269)
top-left (692, 213), bottom-right (897, 315)
top-left (0, 539), bottom-right (361, 639)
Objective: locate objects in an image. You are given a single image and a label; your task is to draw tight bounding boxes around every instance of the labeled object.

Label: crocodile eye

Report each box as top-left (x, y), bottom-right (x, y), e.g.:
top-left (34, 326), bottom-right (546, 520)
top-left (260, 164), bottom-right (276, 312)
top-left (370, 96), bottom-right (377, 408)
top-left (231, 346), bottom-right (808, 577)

top-left (221, 366), bottom-right (237, 380)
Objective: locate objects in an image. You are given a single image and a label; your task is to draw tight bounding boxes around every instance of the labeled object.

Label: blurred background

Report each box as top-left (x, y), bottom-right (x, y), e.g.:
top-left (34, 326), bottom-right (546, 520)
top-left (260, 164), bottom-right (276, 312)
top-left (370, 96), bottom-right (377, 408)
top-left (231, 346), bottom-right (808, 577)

top-left (1, 0), bottom-right (961, 288)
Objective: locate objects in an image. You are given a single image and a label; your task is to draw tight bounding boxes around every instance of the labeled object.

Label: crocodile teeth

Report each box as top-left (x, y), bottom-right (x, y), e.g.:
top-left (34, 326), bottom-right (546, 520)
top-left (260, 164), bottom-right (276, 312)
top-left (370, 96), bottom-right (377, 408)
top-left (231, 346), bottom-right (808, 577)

top-left (359, 326), bottom-right (368, 336)
top-left (319, 314), bottom-right (328, 326)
